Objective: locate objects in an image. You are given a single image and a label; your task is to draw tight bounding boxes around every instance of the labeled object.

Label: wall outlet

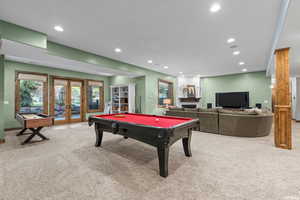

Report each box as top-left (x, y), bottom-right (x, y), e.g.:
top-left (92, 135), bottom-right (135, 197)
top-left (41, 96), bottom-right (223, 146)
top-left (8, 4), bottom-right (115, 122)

top-left (4, 101), bottom-right (9, 104)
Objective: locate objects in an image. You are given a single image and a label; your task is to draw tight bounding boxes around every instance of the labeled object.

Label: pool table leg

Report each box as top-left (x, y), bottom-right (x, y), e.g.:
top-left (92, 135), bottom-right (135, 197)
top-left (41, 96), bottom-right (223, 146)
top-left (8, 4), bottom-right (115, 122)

top-left (157, 144), bottom-right (169, 177)
top-left (95, 123), bottom-right (103, 147)
top-left (182, 129), bottom-right (192, 157)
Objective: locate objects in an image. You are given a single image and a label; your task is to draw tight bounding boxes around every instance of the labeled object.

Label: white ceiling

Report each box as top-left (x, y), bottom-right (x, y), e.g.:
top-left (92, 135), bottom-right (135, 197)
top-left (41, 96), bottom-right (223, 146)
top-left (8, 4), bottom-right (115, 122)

top-left (0, 0), bottom-right (282, 76)
top-left (278, 0), bottom-right (300, 77)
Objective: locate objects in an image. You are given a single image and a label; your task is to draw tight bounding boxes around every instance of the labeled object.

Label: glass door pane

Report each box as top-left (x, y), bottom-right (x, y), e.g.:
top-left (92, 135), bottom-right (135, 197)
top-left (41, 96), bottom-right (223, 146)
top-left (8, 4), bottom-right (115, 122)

top-left (70, 81), bottom-right (82, 120)
top-left (19, 79), bottom-right (44, 114)
top-left (54, 80), bottom-right (67, 122)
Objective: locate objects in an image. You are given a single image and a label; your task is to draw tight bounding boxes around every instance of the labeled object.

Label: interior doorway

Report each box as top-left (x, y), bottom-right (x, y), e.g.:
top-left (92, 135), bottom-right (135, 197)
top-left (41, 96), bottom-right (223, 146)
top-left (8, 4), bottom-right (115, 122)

top-left (51, 77), bottom-right (84, 125)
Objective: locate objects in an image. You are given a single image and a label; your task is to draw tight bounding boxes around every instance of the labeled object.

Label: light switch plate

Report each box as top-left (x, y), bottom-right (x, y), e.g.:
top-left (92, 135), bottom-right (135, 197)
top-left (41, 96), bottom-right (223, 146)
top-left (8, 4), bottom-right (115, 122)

top-left (4, 101), bottom-right (9, 104)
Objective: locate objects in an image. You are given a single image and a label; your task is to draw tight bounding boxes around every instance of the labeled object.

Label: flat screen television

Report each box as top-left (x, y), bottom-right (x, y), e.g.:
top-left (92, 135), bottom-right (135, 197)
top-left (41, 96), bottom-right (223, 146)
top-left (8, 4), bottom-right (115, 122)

top-left (216, 92), bottom-right (249, 108)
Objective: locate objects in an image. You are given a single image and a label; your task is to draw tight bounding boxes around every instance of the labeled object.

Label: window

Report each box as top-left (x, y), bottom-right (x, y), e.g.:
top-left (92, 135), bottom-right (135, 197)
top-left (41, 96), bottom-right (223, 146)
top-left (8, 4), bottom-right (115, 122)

top-left (158, 79), bottom-right (174, 106)
top-left (87, 80), bottom-right (104, 112)
top-left (16, 72), bottom-right (48, 114)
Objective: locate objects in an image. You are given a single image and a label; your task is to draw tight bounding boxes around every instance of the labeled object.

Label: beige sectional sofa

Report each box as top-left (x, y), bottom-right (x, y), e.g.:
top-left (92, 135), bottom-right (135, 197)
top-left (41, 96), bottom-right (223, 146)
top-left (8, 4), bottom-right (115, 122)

top-left (165, 108), bottom-right (273, 137)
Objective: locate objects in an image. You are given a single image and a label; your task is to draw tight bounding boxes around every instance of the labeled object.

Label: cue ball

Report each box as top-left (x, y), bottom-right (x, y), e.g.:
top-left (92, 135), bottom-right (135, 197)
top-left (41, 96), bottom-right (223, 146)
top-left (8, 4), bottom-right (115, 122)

top-left (155, 118), bottom-right (159, 121)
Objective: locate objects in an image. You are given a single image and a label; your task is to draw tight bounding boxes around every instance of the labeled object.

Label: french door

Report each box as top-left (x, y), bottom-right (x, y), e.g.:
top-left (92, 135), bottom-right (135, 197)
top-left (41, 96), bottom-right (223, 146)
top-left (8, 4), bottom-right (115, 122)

top-left (51, 78), bottom-right (84, 125)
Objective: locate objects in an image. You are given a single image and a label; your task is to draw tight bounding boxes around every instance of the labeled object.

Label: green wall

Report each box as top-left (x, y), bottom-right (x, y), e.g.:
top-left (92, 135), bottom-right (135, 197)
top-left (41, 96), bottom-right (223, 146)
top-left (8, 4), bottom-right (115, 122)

top-left (48, 41), bottom-right (168, 77)
top-left (201, 71), bottom-right (271, 109)
top-left (134, 76), bottom-right (146, 113)
top-left (109, 75), bottom-right (176, 114)
top-left (3, 60), bottom-right (110, 129)
top-left (109, 76), bottom-right (136, 85)
top-left (0, 20), bottom-right (47, 48)
top-left (0, 55), bottom-right (4, 140)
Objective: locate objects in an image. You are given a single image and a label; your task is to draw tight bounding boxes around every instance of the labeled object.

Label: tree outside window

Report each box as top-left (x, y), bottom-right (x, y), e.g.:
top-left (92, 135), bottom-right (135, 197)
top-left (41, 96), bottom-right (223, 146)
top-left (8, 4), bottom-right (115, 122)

top-left (16, 72), bottom-right (48, 114)
top-left (20, 80), bottom-right (44, 113)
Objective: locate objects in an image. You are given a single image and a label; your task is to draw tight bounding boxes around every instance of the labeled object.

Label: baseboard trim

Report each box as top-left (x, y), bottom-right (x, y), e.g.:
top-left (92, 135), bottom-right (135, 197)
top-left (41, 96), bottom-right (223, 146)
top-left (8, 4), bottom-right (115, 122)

top-left (0, 139), bottom-right (5, 144)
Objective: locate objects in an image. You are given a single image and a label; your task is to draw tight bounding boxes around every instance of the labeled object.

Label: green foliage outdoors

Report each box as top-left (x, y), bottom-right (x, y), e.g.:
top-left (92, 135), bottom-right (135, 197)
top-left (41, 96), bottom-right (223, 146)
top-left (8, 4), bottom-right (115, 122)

top-left (20, 80), bottom-right (42, 107)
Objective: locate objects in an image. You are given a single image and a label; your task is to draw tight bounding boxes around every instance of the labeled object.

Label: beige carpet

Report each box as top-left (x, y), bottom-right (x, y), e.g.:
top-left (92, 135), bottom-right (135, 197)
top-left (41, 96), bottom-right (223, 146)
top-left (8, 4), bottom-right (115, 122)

top-left (1, 122), bottom-right (300, 200)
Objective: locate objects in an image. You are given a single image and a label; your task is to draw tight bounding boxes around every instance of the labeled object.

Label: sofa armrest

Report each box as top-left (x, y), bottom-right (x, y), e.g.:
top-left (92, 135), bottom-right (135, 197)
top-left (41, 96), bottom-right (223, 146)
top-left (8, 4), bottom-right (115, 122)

top-left (197, 112), bottom-right (219, 134)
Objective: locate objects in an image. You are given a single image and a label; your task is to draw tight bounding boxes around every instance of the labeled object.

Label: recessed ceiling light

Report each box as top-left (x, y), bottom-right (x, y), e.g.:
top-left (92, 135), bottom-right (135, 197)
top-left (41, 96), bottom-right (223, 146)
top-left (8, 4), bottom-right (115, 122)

top-left (114, 48), bottom-right (122, 53)
top-left (233, 51), bottom-right (240, 55)
top-left (147, 60), bottom-right (153, 64)
top-left (227, 38), bottom-right (235, 43)
top-left (163, 66), bottom-right (169, 69)
top-left (239, 62), bottom-right (245, 65)
top-left (242, 68), bottom-right (247, 72)
top-left (210, 3), bottom-right (221, 13)
top-left (54, 25), bottom-right (64, 32)
top-left (179, 72), bottom-right (183, 74)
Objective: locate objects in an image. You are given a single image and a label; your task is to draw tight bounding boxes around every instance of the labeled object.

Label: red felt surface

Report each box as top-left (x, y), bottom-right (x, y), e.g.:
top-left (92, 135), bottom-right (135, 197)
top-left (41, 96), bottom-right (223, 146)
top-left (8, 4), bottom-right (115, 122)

top-left (94, 113), bottom-right (193, 128)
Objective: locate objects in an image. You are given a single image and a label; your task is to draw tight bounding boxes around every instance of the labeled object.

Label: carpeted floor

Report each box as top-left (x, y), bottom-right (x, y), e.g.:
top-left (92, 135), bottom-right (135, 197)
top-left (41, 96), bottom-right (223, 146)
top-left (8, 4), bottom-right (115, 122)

top-left (1, 122), bottom-right (300, 200)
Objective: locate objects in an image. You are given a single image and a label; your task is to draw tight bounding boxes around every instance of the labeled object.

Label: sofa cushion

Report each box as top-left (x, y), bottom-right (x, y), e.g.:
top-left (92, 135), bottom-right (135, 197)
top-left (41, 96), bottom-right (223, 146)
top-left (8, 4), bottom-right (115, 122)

top-left (184, 108), bottom-right (199, 112)
top-left (169, 107), bottom-right (183, 111)
top-left (198, 108), bottom-right (218, 113)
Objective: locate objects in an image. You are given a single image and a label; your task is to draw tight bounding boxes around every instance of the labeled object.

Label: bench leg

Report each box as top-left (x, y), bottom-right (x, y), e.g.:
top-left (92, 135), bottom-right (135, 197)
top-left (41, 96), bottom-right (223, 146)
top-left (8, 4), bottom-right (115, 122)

top-left (182, 129), bottom-right (192, 157)
top-left (95, 123), bottom-right (103, 147)
top-left (157, 144), bottom-right (169, 178)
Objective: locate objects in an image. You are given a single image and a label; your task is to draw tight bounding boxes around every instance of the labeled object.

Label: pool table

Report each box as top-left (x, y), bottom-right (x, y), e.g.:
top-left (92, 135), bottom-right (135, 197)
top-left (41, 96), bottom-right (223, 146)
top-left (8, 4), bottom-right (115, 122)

top-left (88, 113), bottom-right (199, 177)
